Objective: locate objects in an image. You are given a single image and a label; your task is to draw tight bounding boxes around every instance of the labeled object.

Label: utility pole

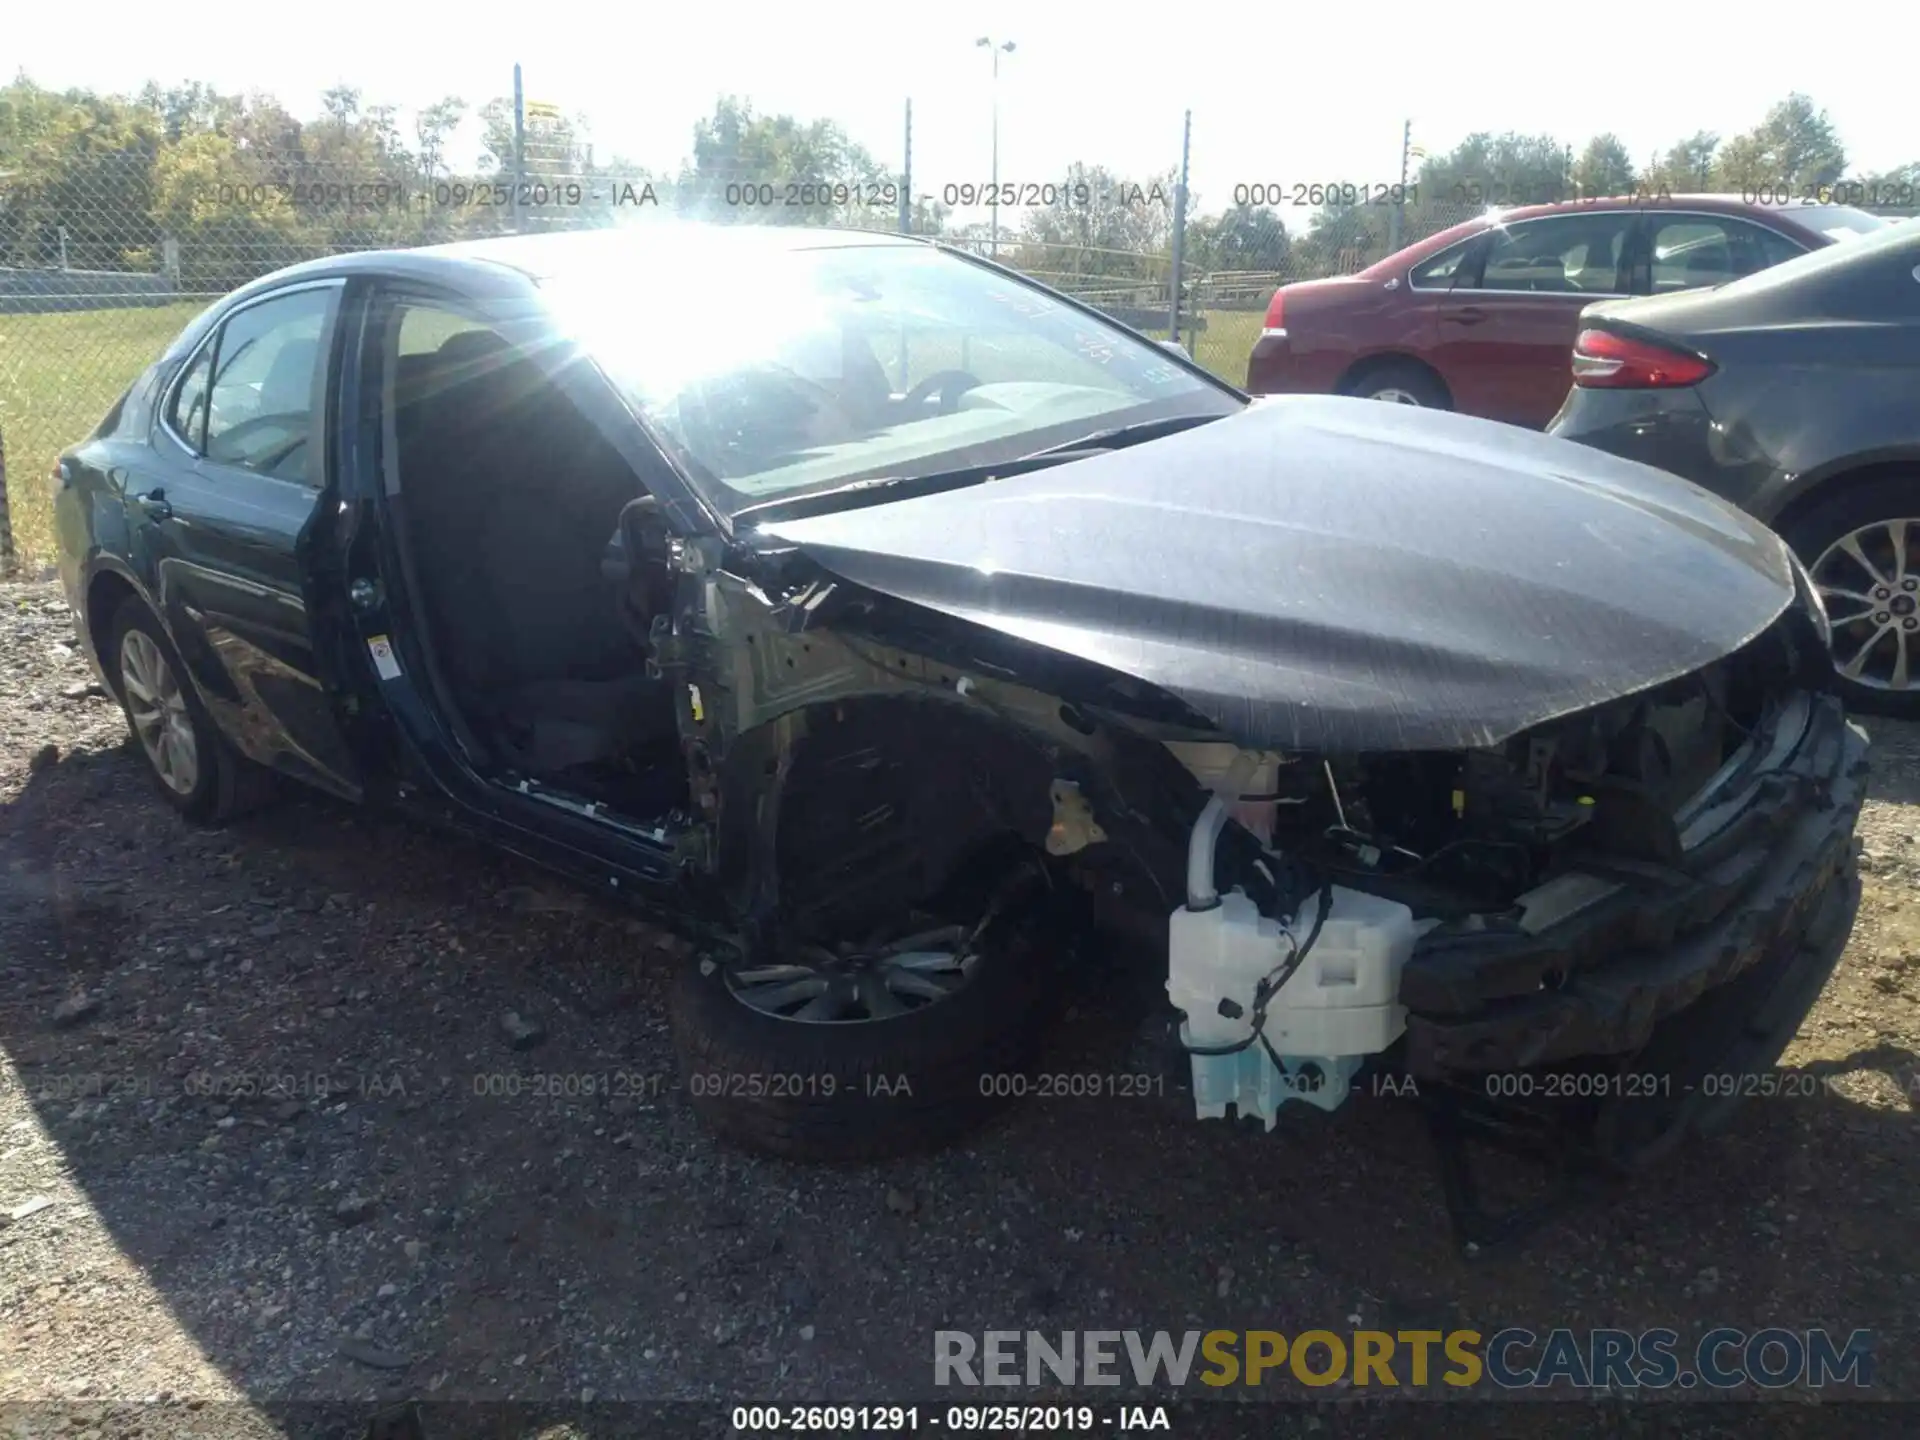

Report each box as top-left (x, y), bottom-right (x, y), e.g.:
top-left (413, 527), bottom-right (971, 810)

top-left (1390, 118), bottom-right (1410, 253)
top-left (512, 64), bottom-right (527, 235)
top-left (975, 38), bottom-right (1015, 256)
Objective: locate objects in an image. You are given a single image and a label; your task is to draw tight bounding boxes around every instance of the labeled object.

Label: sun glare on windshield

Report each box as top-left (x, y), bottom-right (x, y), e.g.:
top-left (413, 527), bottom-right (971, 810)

top-left (535, 236), bottom-right (1234, 519)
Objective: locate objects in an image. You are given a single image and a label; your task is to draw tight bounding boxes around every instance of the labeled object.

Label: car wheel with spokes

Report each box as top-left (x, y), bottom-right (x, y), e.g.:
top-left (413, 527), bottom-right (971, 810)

top-left (1783, 475), bottom-right (1920, 718)
top-left (107, 594), bottom-right (276, 823)
top-left (726, 924), bottom-right (980, 1024)
top-left (670, 849), bottom-right (1084, 1160)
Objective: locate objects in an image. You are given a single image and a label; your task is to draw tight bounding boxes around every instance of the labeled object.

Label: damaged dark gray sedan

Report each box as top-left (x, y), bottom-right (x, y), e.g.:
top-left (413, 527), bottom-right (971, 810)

top-left (52, 224), bottom-right (1868, 1240)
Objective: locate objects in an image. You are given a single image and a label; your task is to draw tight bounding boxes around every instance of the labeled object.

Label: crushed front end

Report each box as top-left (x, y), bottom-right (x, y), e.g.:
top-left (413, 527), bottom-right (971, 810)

top-left (1160, 601), bottom-right (1869, 1227)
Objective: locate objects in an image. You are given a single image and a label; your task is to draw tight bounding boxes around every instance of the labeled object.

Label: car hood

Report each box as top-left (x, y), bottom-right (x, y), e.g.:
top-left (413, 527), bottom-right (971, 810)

top-left (758, 395), bottom-right (1797, 753)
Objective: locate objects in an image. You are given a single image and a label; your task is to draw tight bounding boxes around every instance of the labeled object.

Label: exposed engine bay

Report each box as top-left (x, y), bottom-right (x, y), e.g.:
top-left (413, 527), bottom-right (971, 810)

top-left (1155, 625), bottom-right (1858, 1131)
top-left (1194, 643), bottom-right (1754, 911)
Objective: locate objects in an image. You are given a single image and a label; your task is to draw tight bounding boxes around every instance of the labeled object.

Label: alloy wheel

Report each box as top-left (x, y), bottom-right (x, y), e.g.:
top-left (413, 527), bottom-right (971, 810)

top-left (725, 923), bottom-right (978, 1024)
top-left (119, 629), bottom-right (199, 795)
top-left (1809, 518), bottom-right (1920, 691)
top-left (1367, 387), bottom-right (1423, 405)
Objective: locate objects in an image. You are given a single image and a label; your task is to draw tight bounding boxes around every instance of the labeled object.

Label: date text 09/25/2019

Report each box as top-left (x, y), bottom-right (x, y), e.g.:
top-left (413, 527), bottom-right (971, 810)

top-left (729, 1404), bottom-right (1171, 1432)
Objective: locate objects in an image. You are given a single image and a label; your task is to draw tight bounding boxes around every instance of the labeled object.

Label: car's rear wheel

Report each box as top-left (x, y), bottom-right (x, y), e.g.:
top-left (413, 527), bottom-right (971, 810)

top-left (669, 847), bottom-right (1083, 1160)
top-left (1343, 360), bottom-right (1449, 409)
top-left (1781, 474), bottom-right (1920, 718)
top-left (107, 595), bottom-right (275, 824)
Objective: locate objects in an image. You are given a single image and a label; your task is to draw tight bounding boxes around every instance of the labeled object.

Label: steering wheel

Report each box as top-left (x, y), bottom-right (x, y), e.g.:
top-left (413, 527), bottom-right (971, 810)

top-left (903, 369), bottom-right (983, 416)
top-left (678, 367), bottom-right (847, 466)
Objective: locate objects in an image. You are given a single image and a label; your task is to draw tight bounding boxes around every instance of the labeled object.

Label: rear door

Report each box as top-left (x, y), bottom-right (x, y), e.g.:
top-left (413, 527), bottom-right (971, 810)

top-left (141, 280), bottom-right (365, 798)
top-left (1430, 209), bottom-right (1639, 427)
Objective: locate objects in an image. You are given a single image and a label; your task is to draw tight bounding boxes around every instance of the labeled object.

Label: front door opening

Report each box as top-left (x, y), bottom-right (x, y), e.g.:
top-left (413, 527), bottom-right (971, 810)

top-left (376, 298), bottom-right (688, 820)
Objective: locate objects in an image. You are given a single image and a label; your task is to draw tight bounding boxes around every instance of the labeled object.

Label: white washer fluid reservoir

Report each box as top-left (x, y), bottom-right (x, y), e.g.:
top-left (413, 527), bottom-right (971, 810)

top-left (1167, 885), bottom-right (1422, 1129)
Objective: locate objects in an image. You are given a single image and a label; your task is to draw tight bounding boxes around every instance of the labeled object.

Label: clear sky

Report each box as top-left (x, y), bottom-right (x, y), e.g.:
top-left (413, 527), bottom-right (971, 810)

top-left (10, 0), bottom-right (1912, 220)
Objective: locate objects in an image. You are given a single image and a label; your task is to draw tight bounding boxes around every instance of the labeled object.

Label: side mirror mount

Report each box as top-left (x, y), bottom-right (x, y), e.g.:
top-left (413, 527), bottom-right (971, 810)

top-left (1158, 338), bottom-right (1191, 360)
top-left (603, 495), bottom-right (679, 654)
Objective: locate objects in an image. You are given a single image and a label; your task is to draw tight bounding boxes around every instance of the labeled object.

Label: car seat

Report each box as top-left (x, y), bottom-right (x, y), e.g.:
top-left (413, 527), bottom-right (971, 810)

top-left (395, 329), bottom-right (677, 777)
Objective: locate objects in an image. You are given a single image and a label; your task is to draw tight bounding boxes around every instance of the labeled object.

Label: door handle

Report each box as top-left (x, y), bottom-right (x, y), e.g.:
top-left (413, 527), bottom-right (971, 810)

top-left (1444, 307), bottom-right (1488, 325)
top-left (136, 489), bottom-right (173, 520)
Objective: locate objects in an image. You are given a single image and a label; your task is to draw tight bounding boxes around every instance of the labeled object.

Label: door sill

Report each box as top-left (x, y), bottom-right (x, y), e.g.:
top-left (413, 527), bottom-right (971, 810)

top-left (499, 770), bottom-right (689, 847)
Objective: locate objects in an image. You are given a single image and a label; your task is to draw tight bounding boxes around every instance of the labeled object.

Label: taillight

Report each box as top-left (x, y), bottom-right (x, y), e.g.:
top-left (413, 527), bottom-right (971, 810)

top-left (1262, 288), bottom-right (1286, 334)
top-left (1571, 328), bottom-right (1714, 389)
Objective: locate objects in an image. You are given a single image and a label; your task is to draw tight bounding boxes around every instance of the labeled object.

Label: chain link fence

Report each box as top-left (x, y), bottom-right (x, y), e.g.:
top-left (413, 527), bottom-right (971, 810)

top-left (0, 131), bottom-right (1487, 572)
top-left (4, 101), bottom-right (1904, 574)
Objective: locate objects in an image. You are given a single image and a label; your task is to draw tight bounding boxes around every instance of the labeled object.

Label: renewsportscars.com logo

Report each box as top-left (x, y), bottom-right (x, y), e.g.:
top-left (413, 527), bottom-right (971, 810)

top-left (934, 1328), bottom-right (1874, 1391)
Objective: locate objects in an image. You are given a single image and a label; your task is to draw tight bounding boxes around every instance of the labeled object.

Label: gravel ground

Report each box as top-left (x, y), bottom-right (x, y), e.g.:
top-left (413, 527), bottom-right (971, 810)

top-left (2, 576), bottom-right (1916, 1437)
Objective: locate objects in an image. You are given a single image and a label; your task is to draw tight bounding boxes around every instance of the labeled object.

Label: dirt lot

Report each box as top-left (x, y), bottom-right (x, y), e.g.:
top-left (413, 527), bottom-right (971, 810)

top-left (1, 575), bottom-right (1916, 1438)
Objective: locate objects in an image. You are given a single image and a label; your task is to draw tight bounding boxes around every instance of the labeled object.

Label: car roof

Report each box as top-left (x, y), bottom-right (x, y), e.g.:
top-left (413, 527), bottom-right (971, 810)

top-left (166, 222), bottom-right (934, 357)
top-left (1359, 193), bottom-right (1851, 279)
top-left (419, 222), bottom-right (927, 279)
top-left (246, 221), bottom-right (925, 289)
top-left (1485, 193), bottom-right (1817, 224)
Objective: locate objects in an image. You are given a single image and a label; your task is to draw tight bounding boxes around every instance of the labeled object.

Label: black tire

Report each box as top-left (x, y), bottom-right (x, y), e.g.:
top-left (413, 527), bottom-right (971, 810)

top-left (670, 857), bottom-right (1084, 1161)
top-left (1342, 359), bottom-right (1450, 410)
top-left (1780, 473), bottom-right (1920, 719)
top-left (107, 595), bottom-right (277, 824)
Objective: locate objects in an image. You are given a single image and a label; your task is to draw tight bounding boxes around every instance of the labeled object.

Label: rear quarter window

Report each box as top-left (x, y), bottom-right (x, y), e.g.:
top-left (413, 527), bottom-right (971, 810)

top-left (91, 391), bottom-right (130, 440)
top-left (91, 362), bottom-right (163, 440)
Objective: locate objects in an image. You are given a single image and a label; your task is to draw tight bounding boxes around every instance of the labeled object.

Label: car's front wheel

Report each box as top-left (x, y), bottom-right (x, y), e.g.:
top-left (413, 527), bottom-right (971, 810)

top-left (107, 595), bottom-right (275, 823)
top-left (1783, 474), bottom-right (1920, 718)
top-left (669, 849), bottom-right (1083, 1160)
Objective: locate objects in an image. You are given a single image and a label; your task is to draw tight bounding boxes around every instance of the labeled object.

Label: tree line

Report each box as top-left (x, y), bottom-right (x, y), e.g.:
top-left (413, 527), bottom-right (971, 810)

top-left (1, 73), bottom-right (1913, 295)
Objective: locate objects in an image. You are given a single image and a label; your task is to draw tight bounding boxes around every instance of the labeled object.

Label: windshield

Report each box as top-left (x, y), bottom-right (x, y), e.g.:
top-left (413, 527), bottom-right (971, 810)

top-left (537, 237), bottom-right (1241, 519)
top-left (1790, 204), bottom-right (1891, 242)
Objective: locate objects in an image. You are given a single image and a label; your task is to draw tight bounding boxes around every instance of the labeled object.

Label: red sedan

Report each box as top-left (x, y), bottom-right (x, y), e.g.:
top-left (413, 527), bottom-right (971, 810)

top-left (1244, 195), bottom-right (1888, 429)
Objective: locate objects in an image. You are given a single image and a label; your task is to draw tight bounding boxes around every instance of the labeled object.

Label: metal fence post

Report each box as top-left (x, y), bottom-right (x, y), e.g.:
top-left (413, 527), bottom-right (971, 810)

top-left (1168, 110), bottom-right (1191, 343)
top-left (0, 423), bottom-right (15, 578)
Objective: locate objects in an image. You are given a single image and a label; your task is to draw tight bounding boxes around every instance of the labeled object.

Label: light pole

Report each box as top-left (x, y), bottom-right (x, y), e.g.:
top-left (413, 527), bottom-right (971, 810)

top-left (975, 37), bottom-right (1014, 256)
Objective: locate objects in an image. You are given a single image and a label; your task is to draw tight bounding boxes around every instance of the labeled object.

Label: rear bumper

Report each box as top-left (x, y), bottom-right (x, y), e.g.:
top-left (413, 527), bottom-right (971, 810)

top-left (1401, 690), bottom-right (1868, 1074)
top-left (1244, 330), bottom-right (1305, 394)
top-left (1547, 384), bottom-right (1789, 524)
top-left (1548, 387), bottom-right (1730, 491)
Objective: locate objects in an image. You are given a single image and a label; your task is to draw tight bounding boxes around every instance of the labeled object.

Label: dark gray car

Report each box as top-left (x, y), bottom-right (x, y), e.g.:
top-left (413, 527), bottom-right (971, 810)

top-left (1549, 220), bottom-right (1920, 714)
top-left (52, 225), bottom-right (1867, 1239)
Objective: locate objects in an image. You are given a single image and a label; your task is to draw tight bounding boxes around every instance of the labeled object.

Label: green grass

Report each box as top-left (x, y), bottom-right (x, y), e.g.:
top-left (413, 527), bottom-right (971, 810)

top-left (0, 302), bottom-right (206, 569)
top-left (0, 302), bottom-right (1260, 573)
top-left (1192, 310), bottom-right (1262, 388)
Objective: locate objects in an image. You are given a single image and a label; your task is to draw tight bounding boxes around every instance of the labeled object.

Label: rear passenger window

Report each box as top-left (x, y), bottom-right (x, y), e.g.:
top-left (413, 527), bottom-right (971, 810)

top-left (1648, 217), bottom-right (1806, 292)
top-left (1480, 213), bottom-right (1634, 294)
top-left (204, 289), bottom-right (333, 485)
top-left (1742, 222), bottom-right (1807, 274)
top-left (1650, 220), bottom-right (1738, 291)
top-left (167, 348), bottom-right (213, 451)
